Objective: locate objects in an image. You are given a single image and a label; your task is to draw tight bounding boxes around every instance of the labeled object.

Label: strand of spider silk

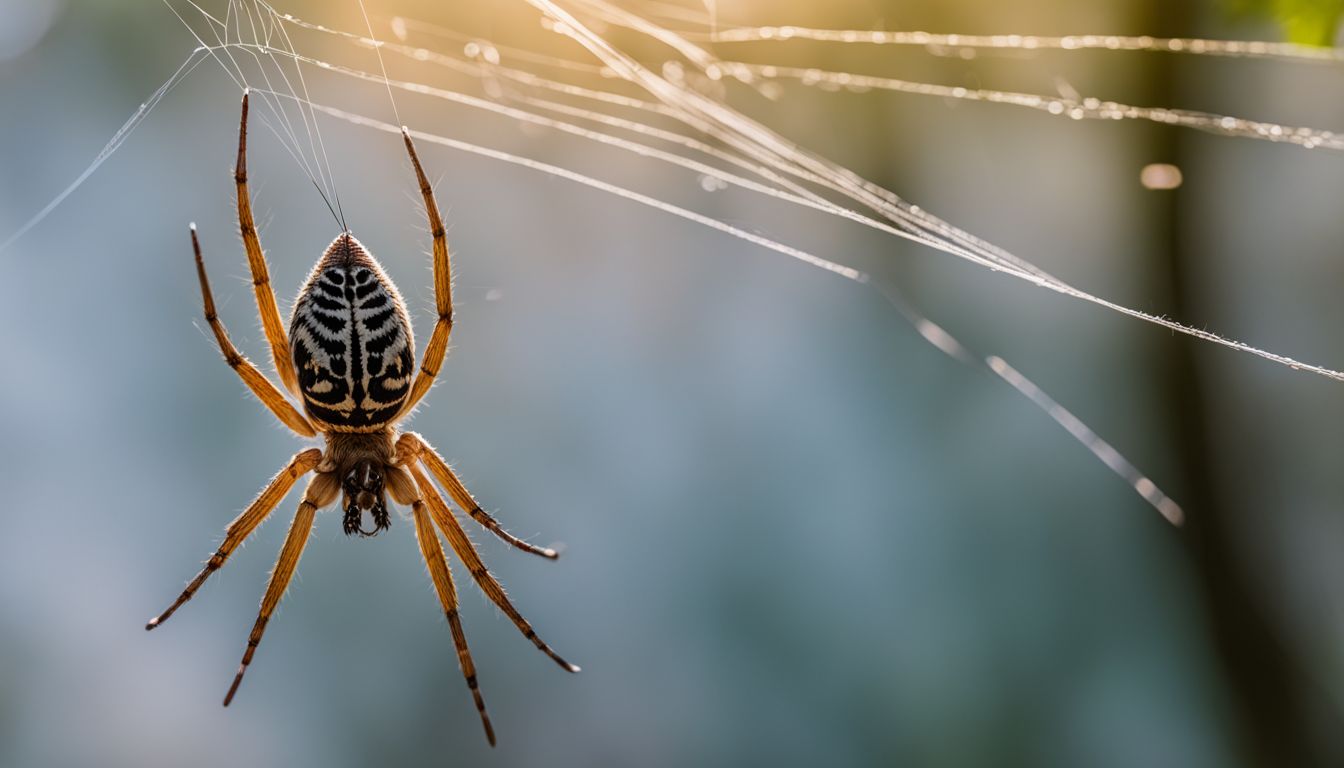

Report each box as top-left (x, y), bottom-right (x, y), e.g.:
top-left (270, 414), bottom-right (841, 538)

top-left (549, 0), bottom-right (1260, 333)
top-left (230, 29), bottom-right (1020, 282)
top-left (497, 0), bottom-right (1290, 285)
top-left (571, 0), bottom-right (1134, 293)
top-left (241, 0), bottom-right (346, 228)
top-left (298, 101), bottom-right (1057, 355)
top-left (189, 9), bottom-right (1188, 520)
top-left (531, 0), bottom-right (1344, 382)
top-left (183, 0), bottom-right (350, 230)
top-left (358, 108), bottom-right (862, 279)
top-left (269, 17), bottom-right (841, 206)
top-left (355, 0), bottom-right (403, 128)
top-left (193, 8), bottom-right (1344, 383)
top-left (235, 63), bottom-right (969, 270)
top-left (556, 0), bottom-right (1322, 270)
top-left (553, 2), bottom-right (1184, 523)
top-left (169, 0), bottom-right (340, 221)
top-left (731, 63), bottom-right (1344, 152)
top-left (535, 1), bottom-right (1065, 284)
top-left (285, 13), bottom-right (675, 118)
top-left (168, 16), bottom-right (1209, 521)
top-left (353, 12), bottom-right (1188, 523)
top-left (301, 96), bottom-right (1184, 524)
top-left (548, 0), bottom-right (1134, 279)
top-left (354, 30), bottom-right (883, 217)
top-left (254, 0), bottom-right (1279, 529)
top-left (540, 0), bottom-right (1060, 285)
top-left (210, 0), bottom-right (334, 215)
top-left (565, 0), bottom-right (1130, 288)
top-left (273, 9), bottom-right (851, 213)
top-left (0, 48), bottom-right (210, 256)
top-left (875, 282), bottom-right (1184, 526)
top-left (227, 0), bottom-right (336, 201)
top-left (513, 91), bottom-right (833, 203)
top-left (708, 26), bottom-right (1344, 64)
top-left (227, 46), bottom-right (1000, 274)
top-left (240, 0), bottom-right (344, 222)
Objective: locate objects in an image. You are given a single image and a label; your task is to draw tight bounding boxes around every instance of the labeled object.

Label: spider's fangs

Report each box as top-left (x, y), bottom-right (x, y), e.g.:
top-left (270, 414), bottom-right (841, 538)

top-left (342, 460), bottom-right (390, 537)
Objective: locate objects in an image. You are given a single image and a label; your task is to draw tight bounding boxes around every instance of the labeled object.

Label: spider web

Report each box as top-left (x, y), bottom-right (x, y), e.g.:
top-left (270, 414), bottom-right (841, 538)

top-left (8, 0), bottom-right (1344, 523)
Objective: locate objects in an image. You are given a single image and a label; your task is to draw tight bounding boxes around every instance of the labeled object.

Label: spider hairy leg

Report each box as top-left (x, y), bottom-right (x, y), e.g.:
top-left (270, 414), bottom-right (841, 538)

top-left (397, 128), bottom-right (453, 418)
top-left (191, 225), bottom-right (317, 438)
top-left (235, 90), bottom-right (302, 398)
top-left (146, 448), bottom-right (322, 630)
top-left (407, 459), bottom-right (580, 674)
top-left (399, 432), bottom-right (559, 559)
top-left (411, 499), bottom-right (497, 746)
top-left (223, 472), bottom-right (338, 706)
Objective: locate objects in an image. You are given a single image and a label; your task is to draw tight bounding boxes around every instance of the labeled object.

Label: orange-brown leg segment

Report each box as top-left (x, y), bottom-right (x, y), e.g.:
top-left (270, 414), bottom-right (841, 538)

top-left (411, 499), bottom-right (496, 746)
top-left (191, 226), bottom-right (316, 438)
top-left (398, 128), bottom-right (453, 417)
top-left (236, 90), bottom-right (301, 398)
top-left (147, 448), bottom-right (322, 630)
top-left (223, 489), bottom-right (320, 706)
top-left (407, 460), bottom-right (580, 674)
top-left (404, 433), bottom-right (557, 559)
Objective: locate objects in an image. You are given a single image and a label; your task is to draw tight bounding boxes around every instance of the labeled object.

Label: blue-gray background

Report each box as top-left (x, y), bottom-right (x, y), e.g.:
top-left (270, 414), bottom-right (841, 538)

top-left (1, 1), bottom-right (1342, 766)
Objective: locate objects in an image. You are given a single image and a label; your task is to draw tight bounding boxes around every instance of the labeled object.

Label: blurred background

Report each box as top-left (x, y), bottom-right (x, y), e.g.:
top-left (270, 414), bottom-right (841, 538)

top-left (1, 0), bottom-right (1343, 766)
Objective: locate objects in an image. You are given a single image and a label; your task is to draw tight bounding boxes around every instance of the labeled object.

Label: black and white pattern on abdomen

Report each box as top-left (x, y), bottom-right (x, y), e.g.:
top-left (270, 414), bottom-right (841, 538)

top-left (291, 266), bottom-right (413, 428)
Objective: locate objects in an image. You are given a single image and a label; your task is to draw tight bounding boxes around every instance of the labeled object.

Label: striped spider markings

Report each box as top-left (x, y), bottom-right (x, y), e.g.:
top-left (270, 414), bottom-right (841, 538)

top-left (291, 241), bottom-right (415, 431)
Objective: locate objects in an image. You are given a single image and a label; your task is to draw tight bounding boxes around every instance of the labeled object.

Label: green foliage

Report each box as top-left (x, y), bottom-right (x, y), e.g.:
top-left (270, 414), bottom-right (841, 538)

top-left (1227, 0), bottom-right (1344, 44)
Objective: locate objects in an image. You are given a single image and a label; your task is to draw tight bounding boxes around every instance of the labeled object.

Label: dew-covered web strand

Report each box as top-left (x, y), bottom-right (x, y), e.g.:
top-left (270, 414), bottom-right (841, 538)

top-left (568, 0), bottom-right (1344, 150)
top-left (0, 48), bottom-right (209, 255)
top-left (168, 0), bottom-right (347, 227)
top-left (553, 0), bottom-right (1334, 288)
top-left (188, 0), bottom-right (324, 202)
top-left (7, 0), bottom-right (1340, 523)
top-left (703, 23), bottom-right (1344, 64)
top-left (213, 8), bottom-right (1188, 524)
top-left (295, 14), bottom-right (1087, 281)
top-left (207, 39), bottom-right (982, 274)
top-left (524, 0), bottom-right (1344, 382)
top-left (0, 32), bottom-right (1180, 524)
top-left (283, 13), bottom-right (853, 205)
top-left (726, 63), bottom-right (1344, 151)
top-left (875, 284), bottom-right (1185, 526)
top-left (367, 100), bottom-right (1184, 523)
top-left (208, 36), bottom-right (893, 242)
top-left (355, 0), bottom-right (403, 131)
top-left (240, 0), bottom-right (348, 228)
top-left (237, 0), bottom-right (346, 227)
top-left (231, 0), bottom-right (331, 192)
top-left (533, 0), bottom-right (1075, 283)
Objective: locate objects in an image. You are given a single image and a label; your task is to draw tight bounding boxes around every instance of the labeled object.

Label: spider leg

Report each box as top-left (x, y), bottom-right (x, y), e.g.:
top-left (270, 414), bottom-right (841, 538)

top-left (235, 90), bottom-right (302, 398)
top-left (411, 498), bottom-right (496, 746)
top-left (407, 459), bottom-right (580, 675)
top-left (222, 480), bottom-right (325, 706)
top-left (396, 128), bottom-right (453, 417)
top-left (191, 226), bottom-right (316, 438)
top-left (147, 448), bottom-right (322, 630)
top-left (401, 432), bottom-right (558, 559)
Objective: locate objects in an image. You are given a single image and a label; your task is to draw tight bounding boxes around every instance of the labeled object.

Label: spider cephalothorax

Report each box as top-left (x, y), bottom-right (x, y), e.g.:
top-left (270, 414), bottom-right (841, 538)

top-left (145, 91), bottom-right (576, 747)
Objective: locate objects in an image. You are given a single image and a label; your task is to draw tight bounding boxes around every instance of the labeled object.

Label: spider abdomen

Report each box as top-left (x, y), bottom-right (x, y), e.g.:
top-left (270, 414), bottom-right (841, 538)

top-left (290, 233), bottom-right (415, 431)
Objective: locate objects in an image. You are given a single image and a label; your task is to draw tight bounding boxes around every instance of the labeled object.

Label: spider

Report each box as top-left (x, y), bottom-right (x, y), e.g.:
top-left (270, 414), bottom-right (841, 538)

top-left (146, 90), bottom-right (578, 746)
